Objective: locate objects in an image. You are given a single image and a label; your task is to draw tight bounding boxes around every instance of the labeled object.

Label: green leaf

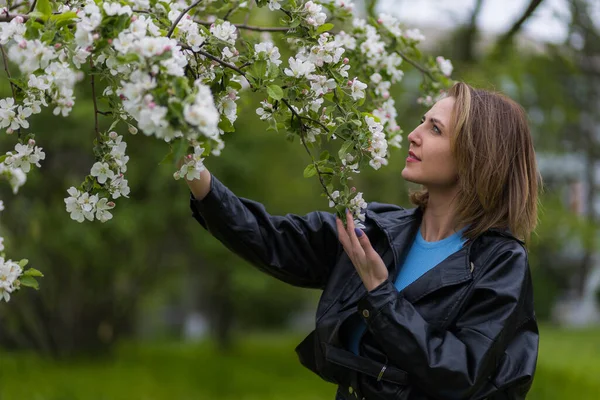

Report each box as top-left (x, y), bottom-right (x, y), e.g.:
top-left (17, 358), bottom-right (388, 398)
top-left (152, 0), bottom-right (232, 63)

top-left (172, 139), bottom-right (189, 168)
top-left (23, 268), bottom-right (44, 277)
top-left (338, 140), bottom-right (354, 159)
top-left (0, 155), bottom-right (6, 163)
top-left (251, 60), bottom-right (268, 80)
top-left (19, 276), bottom-right (39, 290)
top-left (267, 85), bottom-right (284, 101)
top-left (34, 0), bottom-right (53, 17)
top-left (228, 80), bottom-right (242, 91)
top-left (319, 150), bottom-right (330, 161)
top-left (316, 23), bottom-right (334, 35)
top-left (18, 259), bottom-right (29, 268)
top-left (49, 11), bottom-right (78, 27)
top-left (218, 117), bottom-right (235, 132)
top-left (159, 149), bottom-right (174, 165)
top-left (266, 118), bottom-right (279, 133)
top-left (303, 164), bottom-right (317, 178)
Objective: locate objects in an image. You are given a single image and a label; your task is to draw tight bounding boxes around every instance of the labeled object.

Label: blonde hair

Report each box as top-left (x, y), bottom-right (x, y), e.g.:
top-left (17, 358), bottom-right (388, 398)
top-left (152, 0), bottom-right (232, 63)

top-left (410, 82), bottom-right (540, 242)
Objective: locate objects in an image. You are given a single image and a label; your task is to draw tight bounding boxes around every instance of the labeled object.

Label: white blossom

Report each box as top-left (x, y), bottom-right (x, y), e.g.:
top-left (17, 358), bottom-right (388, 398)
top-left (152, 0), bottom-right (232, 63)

top-left (404, 29), bottom-right (426, 43)
top-left (255, 42), bottom-right (282, 66)
top-left (304, 1), bottom-right (327, 27)
top-left (284, 57), bottom-right (316, 78)
top-left (348, 78), bottom-right (367, 101)
top-left (268, 0), bottom-right (282, 11)
top-left (210, 21), bottom-right (237, 45)
top-left (0, 257), bottom-right (23, 302)
top-left (437, 56), bottom-right (453, 76)
top-left (91, 162), bottom-right (115, 184)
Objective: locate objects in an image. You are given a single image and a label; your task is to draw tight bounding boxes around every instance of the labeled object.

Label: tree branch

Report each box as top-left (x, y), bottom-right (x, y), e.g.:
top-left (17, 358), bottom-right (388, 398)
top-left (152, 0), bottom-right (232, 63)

top-left (90, 60), bottom-right (100, 137)
top-left (167, 0), bottom-right (204, 38)
top-left (0, 43), bottom-right (21, 137)
top-left (282, 98), bottom-right (338, 206)
top-left (29, 0), bottom-right (37, 13)
top-left (497, 0), bottom-right (545, 47)
top-left (180, 43), bottom-right (253, 87)
top-left (395, 49), bottom-right (435, 80)
top-left (195, 20), bottom-right (290, 32)
top-left (0, 13), bottom-right (29, 22)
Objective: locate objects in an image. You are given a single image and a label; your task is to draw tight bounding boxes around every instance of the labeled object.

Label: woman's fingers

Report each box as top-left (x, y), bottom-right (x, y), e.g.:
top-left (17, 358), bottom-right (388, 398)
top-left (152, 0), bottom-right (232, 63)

top-left (336, 216), bottom-right (350, 249)
top-left (345, 209), bottom-right (364, 257)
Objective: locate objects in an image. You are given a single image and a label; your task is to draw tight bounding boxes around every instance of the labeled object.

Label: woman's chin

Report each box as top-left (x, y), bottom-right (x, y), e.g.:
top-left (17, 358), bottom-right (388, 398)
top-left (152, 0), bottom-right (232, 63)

top-left (401, 169), bottom-right (419, 184)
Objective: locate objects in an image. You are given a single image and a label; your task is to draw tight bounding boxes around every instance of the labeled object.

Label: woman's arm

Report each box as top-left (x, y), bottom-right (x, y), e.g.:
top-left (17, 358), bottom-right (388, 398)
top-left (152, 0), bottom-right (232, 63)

top-left (355, 242), bottom-right (538, 399)
top-left (187, 170), bottom-right (342, 289)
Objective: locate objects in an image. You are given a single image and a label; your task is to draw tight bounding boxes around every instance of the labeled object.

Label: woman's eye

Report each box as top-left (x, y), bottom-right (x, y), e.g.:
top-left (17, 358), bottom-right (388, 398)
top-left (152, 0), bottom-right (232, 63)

top-left (432, 125), bottom-right (441, 134)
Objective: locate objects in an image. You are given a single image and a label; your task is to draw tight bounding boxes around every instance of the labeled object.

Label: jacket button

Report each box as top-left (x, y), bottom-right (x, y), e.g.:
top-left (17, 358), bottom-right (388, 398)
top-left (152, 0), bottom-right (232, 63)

top-left (348, 386), bottom-right (353, 394)
top-left (362, 309), bottom-right (370, 318)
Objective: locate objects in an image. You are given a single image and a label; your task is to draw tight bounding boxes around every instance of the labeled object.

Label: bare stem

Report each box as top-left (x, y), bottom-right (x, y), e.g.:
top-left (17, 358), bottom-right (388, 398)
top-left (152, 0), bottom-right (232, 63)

top-left (29, 0), bottom-right (37, 13)
top-left (195, 20), bottom-right (289, 32)
top-left (0, 13), bottom-right (37, 22)
top-left (396, 49), bottom-right (435, 80)
top-left (0, 43), bottom-right (21, 138)
top-left (90, 60), bottom-right (100, 137)
top-left (167, 0), bottom-right (204, 38)
top-left (282, 98), bottom-right (338, 205)
top-left (181, 44), bottom-right (253, 88)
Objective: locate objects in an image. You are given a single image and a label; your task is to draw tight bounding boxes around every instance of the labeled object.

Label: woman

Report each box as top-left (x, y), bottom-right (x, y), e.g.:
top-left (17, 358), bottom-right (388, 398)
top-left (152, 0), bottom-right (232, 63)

top-left (185, 82), bottom-right (539, 400)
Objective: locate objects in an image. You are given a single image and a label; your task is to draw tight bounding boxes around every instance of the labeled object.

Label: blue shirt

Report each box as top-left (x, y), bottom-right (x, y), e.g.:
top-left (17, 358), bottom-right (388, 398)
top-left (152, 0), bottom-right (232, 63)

top-left (346, 226), bottom-right (467, 354)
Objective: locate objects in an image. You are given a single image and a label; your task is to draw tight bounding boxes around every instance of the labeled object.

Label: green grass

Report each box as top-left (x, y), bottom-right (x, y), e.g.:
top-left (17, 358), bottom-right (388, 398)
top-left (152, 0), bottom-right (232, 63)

top-left (0, 326), bottom-right (599, 400)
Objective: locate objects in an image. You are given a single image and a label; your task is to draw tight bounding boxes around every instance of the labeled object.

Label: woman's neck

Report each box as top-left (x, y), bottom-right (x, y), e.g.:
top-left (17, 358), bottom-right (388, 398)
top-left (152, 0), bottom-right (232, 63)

top-left (421, 187), bottom-right (464, 242)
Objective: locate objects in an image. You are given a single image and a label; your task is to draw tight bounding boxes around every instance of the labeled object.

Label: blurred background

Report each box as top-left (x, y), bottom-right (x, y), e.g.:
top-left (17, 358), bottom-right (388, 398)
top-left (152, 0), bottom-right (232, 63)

top-left (1, 0), bottom-right (599, 399)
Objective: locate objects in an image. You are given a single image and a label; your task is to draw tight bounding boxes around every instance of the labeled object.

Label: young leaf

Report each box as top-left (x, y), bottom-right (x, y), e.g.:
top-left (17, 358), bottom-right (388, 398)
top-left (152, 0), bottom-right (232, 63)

top-left (18, 259), bottom-right (29, 268)
top-left (316, 23), bottom-right (334, 35)
top-left (303, 164), bottom-right (317, 178)
top-left (34, 0), bottom-right (53, 17)
top-left (338, 140), bottom-right (354, 159)
top-left (267, 85), bottom-right (284, 101)
top-left (19, 276), bottom-right (39, 290)
top-left (23, 268), bottom-right (44, 277)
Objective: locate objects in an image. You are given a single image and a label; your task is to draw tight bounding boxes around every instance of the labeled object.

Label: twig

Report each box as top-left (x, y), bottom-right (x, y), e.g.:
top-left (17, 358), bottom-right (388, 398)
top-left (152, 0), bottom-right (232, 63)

top-left (395, 49), bottom-right (435, 80)
top-left (195, 20), bottom-right (289, 32)
top-left (167, 0), bottom-right (203, 38)
top-left (6, 1), bottom-right (26, 11)
top-left (0, 45), bottom-right (17, 103)
top-left (243, 1), bottom-right (253, 25)
top-left (281, 98), bottom-right (338, 205)
top-left (0, 43), bottom-right (21, 138)
top-left (0, 13), bottom-right (29, 22)
top-left (180, 43), bottom-right (252, 87)
top-left (223, 4), bottom-right (238, 21)
top-left (90, 60), bottom-right (100, 137)
top-left (29, 0), bottom-right (37, 13)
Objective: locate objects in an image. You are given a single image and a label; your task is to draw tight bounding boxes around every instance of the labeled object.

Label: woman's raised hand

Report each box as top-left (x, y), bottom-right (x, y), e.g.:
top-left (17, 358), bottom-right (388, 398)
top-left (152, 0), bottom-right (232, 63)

top-left (336, 209), bottom-right (389, 292)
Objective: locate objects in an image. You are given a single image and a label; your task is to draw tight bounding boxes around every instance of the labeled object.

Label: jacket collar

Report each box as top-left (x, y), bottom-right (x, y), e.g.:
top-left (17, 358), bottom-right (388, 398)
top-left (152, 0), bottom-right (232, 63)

top-left (365, 205), bottom-right (473, 303)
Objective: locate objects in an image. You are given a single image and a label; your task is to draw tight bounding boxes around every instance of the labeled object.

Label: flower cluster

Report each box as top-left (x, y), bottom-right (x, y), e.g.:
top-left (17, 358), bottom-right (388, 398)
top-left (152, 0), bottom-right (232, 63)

top-left (0, 0), bottom-right (455, 301)
top-left (3, 139), bottom-right (45, 173)
top-left (0, 257), bottom-right (22, 302)
top-left (174, 145), bottom-right (206, 181)
top-left (64, 187), bottom-right (116, 223)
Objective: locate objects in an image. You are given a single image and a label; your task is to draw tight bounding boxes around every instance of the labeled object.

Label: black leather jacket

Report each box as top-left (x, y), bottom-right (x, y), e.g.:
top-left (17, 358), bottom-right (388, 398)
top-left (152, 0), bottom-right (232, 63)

top-left (190, 175), bottom-right (538, 400)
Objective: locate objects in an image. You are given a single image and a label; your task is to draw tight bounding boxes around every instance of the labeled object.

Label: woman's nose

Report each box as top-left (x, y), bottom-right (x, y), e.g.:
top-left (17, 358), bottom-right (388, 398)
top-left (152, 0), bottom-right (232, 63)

top-left (407, 128), bottom-right (420, 145)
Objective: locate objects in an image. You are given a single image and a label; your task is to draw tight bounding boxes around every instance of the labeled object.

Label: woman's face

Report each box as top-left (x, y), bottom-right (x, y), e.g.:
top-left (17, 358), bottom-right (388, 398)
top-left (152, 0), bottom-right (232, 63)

top-left (401, 96), bottom-right (459, 189)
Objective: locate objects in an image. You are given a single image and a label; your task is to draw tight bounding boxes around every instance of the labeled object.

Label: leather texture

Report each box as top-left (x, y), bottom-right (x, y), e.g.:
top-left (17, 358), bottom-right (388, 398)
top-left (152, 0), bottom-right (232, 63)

top-left (190, 175), bottom-right (538, 400)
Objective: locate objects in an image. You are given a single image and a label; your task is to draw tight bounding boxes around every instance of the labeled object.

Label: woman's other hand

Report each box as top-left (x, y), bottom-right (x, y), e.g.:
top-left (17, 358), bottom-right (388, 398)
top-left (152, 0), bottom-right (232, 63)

top-left (336, 209), bottom-right (389, 291)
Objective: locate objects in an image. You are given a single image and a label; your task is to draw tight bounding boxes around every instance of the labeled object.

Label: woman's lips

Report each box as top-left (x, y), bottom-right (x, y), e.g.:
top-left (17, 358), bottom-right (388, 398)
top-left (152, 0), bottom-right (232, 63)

top-left (407, 151), bottom-right (421, 162)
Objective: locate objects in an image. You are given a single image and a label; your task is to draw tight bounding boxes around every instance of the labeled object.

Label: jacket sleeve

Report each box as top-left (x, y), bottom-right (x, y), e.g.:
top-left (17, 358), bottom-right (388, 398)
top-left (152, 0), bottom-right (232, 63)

top-left (356, 242), bottom-right (538, 399)
top-left (189, 174), bottom-right (342, 289)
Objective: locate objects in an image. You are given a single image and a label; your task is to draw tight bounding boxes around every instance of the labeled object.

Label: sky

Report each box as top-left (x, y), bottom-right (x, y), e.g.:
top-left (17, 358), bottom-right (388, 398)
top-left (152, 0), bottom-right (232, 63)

top-left (377, 0), bottom-right (600, 44)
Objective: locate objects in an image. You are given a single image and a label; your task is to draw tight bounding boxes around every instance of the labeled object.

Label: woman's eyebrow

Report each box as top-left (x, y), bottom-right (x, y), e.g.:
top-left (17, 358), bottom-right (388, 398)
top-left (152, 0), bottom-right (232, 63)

top-left (430, 117), bottom-right (445, 129)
